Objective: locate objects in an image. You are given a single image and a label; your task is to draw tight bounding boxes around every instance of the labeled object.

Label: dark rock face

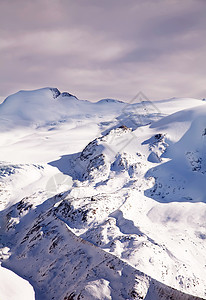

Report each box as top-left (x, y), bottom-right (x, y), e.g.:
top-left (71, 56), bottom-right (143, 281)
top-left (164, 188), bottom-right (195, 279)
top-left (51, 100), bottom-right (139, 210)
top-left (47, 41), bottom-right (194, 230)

top-left (49, 88), bottom-right (61, 99)
top-left (49, 88), bottom-right (78, 100)
top-left (61, 92), bottom-right (77, 99)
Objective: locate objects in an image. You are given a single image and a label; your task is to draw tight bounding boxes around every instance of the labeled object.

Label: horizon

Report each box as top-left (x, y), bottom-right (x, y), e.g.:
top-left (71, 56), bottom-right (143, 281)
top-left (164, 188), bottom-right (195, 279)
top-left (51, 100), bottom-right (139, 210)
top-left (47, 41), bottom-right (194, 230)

top-left (0, 86), bottom-right (205, 105)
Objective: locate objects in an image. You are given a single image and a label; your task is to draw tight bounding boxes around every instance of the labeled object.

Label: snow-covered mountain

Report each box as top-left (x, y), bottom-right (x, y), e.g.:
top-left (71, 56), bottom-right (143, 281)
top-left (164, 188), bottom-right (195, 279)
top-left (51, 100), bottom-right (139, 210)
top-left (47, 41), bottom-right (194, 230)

top-left (0, 87), bottom-right (206, 299)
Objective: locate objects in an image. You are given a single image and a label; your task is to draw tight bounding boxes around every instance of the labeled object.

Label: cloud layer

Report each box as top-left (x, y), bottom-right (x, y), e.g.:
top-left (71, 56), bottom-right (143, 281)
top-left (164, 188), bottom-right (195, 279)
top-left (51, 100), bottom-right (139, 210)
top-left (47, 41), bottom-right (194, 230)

top-left (0, 0), bottom-right (206, 101)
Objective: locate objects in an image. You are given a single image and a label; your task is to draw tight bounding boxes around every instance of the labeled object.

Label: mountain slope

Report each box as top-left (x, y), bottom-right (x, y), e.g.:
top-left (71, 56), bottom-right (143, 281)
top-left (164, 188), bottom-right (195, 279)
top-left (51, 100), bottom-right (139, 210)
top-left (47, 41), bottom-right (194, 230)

top-left (0, 88), bottom-right (206, 299)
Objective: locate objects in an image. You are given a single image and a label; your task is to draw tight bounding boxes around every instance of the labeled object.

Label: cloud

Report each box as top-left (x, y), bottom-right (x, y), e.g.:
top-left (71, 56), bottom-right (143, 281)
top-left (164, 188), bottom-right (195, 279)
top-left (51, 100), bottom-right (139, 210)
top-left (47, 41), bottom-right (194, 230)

top-left (0, 0), bottom-right (206, 101)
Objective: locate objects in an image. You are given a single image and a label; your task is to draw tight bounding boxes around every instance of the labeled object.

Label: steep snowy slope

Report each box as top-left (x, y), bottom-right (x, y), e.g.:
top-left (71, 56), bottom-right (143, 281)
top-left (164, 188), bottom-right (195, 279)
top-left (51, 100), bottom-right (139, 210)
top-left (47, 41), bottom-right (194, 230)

top-left (0, 88), bottom-right (206, 300)
top-left (49, 120), bottom-right (206, 298)
top-left (146, 105), bottom-right (206, 203)
top-left (0, 193), bottom-right (203, 300)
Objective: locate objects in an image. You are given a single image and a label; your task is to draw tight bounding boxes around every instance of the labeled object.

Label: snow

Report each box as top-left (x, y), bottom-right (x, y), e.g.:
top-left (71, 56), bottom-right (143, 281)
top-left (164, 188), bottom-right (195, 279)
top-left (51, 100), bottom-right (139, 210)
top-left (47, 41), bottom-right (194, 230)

top-left (0, 264), bottom-right (35, 300)
top-left (0, 87), bottom-right (206, 299)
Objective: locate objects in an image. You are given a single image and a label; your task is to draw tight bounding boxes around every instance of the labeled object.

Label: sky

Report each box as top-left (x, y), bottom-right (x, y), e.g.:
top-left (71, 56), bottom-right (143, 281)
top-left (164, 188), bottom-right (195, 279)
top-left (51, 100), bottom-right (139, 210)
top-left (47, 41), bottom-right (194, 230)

top-left (0, 0), bottom-right (206, 102)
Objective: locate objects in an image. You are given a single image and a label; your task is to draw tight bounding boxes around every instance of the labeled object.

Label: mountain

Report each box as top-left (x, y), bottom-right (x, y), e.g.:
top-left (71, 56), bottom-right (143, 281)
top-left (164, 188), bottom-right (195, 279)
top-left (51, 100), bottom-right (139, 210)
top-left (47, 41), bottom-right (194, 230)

top-left (0, 88), bottom-right (206, 299)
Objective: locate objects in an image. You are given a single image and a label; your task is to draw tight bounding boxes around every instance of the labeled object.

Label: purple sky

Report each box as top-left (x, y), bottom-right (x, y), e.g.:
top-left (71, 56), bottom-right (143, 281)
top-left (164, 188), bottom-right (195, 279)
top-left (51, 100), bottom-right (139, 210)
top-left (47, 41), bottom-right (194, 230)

top-left (0, 0), bottom-right (206, 102)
